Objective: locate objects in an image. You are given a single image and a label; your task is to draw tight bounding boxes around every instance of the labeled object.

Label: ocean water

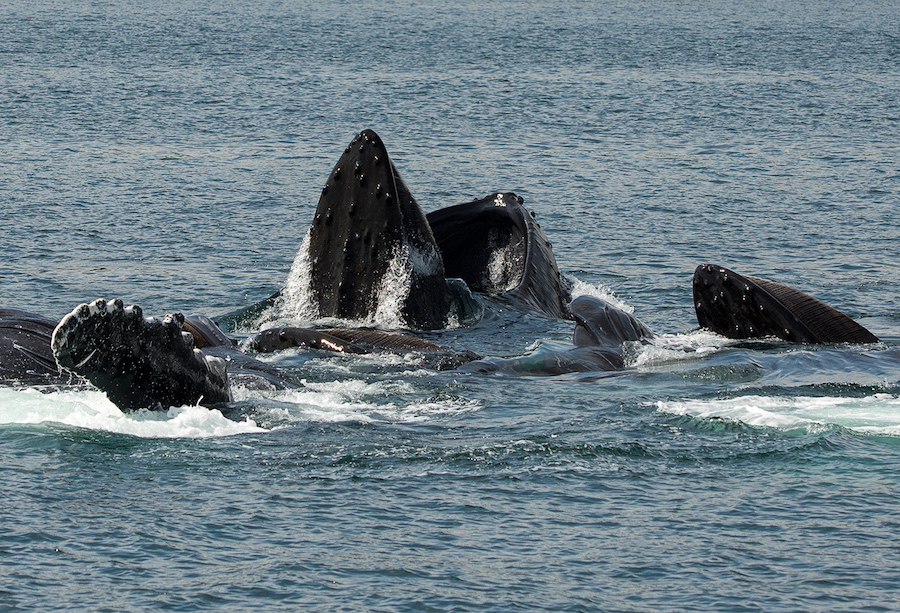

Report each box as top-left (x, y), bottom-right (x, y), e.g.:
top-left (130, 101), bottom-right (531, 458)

top-left (2, 0), bottom-right (900, 611)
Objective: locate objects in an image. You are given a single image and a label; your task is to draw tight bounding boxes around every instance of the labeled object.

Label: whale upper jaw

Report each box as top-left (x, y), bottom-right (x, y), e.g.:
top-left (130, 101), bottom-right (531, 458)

top-left (306, 129), bottom-right (451, 331)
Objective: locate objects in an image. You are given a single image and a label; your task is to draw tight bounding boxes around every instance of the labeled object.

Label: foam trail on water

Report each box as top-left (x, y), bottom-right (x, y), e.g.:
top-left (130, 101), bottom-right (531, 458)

top-left (231, 376), bottom-right (481, 424)
top-left (0, 388), bottom-right (266, 438)
top-left (656, 394), bottom-right (900, 436)
top-left (629, 330), bottom-right (733, 368)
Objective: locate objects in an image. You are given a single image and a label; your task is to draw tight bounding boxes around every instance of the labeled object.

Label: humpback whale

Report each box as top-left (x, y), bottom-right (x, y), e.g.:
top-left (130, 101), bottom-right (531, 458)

top-left (306, 129), bottom-right (451, 330)
top-left (693, 264), bottom-right (879, 344)
top-left (49, 298), bottom-right (315, 410)
top-left (51, 299), bottom-right (233, 411)
top-left (463, 295), bottom-right (653, 374)
top-left (269, 129), bottom-right (572, 330)
top-left (0, 131), bottom-right (884, 412)
top-left (426, 192), bottom-right (573, 319)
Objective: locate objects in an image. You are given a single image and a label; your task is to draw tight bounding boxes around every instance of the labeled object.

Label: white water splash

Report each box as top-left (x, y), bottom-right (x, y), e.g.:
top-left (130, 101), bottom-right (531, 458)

top-left (568, 276), bottom-right (634, 313)
top-left (629, 330), bottom-right (732, 368)
top-left (272, 234), bottom-right (446, 330)
top-left (231, 376), bottom-right (480, 424)
top-left (371, 245), bottom-right (415, 329)
top-left (0, 387), bottom-right (266, 438)
top-left (373, 241), bottom-right (446, 327)
top-left (657, 393), bottom-right (900, 436)
top-left (275, 229), bottom-right (318, 323)
top-left (1, 372), bottom-right (478, 435)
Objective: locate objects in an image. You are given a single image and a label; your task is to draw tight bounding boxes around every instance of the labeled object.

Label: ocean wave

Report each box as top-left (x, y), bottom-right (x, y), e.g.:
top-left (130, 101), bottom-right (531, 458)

top-left (656, 393), bottom-right (900, 436)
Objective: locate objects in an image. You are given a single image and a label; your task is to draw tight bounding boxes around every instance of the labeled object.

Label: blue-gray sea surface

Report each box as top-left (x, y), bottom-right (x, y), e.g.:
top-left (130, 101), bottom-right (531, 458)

top-left (2, 1), bottom-right (899, 611)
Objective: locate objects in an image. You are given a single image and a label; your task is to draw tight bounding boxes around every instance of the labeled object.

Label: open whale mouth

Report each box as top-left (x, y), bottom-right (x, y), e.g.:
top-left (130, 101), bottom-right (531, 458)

top-left (426, 192), bottom-right (573, 320)
top-left (273, 130), bottom-right (573, 331)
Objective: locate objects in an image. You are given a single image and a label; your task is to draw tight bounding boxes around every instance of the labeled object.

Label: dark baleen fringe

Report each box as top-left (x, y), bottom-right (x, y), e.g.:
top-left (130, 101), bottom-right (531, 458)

top-left (745, 275), bottom-right (879, 344)
top-left (320, 328), bottom-right (447, 352)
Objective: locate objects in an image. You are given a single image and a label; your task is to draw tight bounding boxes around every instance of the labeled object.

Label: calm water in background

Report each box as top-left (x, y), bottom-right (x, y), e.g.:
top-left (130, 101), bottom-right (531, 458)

top-left (2, 1), bottom-right (900, 611)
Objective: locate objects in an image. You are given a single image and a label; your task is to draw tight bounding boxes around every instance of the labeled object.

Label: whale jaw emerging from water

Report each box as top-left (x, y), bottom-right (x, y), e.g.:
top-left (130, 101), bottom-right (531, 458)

top-left (426, 192), bottom-right (573, 320)
top-left (301, 129), bottom-right (573, 330)
top-left (306, 129), bottom-right (450, 330)
top-left (692, 264), bottom-right (879, 344)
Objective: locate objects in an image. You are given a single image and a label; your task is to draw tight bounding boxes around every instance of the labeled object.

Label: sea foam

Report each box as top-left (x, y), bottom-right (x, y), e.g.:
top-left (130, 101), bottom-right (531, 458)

top-left (656, 393), bottom-right (900, 436)
top-left (0, 387), bottom-right (266, 438)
